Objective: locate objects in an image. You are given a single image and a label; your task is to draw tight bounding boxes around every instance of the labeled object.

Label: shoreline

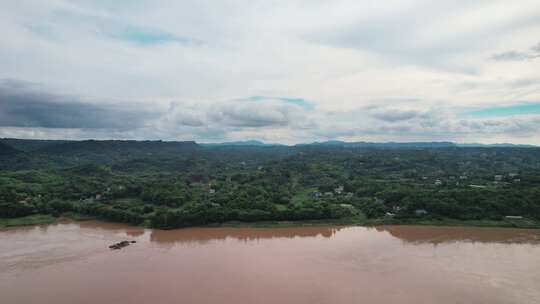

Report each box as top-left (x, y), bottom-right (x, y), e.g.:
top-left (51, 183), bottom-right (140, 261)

top-left (2, 214), bottom-right (540, 230)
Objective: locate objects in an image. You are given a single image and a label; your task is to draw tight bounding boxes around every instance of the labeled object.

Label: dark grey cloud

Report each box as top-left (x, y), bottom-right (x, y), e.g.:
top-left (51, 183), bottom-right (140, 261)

top-left (491, 41), bottom-right (540, 61)
top-left (491, 51), bottom-right (530, 61)
top-left (166, 103), bottom-right (205, 127)
top-left (458, 117), bottom-right (540, 135)
top-left (363, 103), bottom-right (432, 123)
top-left (315, 106), bottom-right (540, 141)
top-left (176, 115), bottom-right (205, 127)
top-left (0, 79), bottom-right (159, 129)
top-left (370, 109), bottom-right (422, 122)
top-left (209, 101), bottom-right (302, 128)
top-left (508, 78), bottom-right (539, 88)
top-left (219, 112), bottom-right (288, 127)
top-left (453, 78), bottom-right (540, 94)
top-left (532, 42), bottom-right (540, 53)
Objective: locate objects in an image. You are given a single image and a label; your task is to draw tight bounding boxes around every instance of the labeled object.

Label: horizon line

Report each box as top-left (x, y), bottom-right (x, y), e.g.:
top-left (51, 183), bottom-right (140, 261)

top-left (1, 137), bottom-right (538, 147)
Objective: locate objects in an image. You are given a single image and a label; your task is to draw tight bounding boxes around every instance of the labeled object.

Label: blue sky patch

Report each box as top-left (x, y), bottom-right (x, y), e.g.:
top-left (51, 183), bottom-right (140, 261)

top-left (24, 23), bottom-right (60, 40)
top-left (464, 103), bottom-right (540, 117)
top-left (247, 96), bottom-right (315, 110)
top-left (111, 26), bottom-right (201, 45)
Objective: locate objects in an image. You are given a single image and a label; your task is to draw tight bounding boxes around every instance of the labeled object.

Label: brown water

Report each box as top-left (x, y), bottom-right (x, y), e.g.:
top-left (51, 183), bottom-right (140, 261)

top-left (1, 222), bottom-right (540, 304)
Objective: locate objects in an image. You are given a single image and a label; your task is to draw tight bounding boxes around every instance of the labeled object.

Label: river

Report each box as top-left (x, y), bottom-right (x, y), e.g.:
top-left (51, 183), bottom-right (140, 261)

top-left (1, 221), bottom-right (540, 304)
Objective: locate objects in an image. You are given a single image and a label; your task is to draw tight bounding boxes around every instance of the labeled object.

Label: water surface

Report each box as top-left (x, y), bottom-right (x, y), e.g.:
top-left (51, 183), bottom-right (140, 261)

top-left (1, 221), bottom-right (540, 304)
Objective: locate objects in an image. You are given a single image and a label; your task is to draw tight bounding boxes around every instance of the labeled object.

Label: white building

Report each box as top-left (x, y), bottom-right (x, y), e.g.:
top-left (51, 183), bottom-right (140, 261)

top-left (415, 209), bottom-right (428, 216)
top-left (334, 185), bottom-right (344, 194)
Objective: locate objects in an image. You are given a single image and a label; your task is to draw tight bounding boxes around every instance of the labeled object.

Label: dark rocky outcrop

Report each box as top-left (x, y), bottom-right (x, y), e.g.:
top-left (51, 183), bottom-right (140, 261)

top-left (109, 240), bottom-right (135, 250)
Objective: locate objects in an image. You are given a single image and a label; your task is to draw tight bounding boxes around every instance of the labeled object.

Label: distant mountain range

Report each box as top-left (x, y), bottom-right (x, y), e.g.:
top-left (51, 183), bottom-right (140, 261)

top-left (32, 140), bottom-right (199, 158)
top-left (456, 143), bottom-right (538, 148)
top-left (302, 140), bottom-right (537, 148)
top-left (0, 138), bottom-right (537, 155)
top-left (202, 139), bottom-right (537, 148)
top-left (200, 140), bottom-right (283, 147)
top-left (301, 140), bottom-right (457, 148)
top-left (0, 138), bottom-right (71, 152)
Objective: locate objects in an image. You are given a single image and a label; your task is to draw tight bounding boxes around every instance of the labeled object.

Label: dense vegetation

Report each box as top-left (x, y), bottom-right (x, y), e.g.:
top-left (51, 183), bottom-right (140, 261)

top-left (1, 139), bottom-right (539, 228)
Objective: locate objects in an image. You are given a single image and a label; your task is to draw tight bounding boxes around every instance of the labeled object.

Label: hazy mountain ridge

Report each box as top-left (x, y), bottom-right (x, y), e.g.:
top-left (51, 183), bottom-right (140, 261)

top-left (200, 140), bottom-right (280, 147)
top-left (0, 138), bottom-right (71, 152)
top-left (1, 138), bottom-right (537, 154)
top-left (302, 141), bottom-right (458, 148)
top-left (32, 139), bottom-right (199, 154)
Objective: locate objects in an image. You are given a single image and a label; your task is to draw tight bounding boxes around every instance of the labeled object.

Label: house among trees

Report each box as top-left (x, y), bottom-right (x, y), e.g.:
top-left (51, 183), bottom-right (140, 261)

top-left (505, 216), bottom-right (523, 220)
top-left (415, 209), bottom-right (428, 216)
top-left (470, 185), bottom-right (487, 189)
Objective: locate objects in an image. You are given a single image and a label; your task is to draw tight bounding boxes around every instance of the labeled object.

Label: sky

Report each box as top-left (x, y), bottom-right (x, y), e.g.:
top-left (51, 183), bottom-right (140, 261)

top-left (1, 0), bottom-right (540, 144)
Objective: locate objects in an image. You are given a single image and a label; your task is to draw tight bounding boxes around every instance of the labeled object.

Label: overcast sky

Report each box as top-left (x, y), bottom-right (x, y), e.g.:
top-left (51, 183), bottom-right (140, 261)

top-left (1, 0), bottom-right (540, 144)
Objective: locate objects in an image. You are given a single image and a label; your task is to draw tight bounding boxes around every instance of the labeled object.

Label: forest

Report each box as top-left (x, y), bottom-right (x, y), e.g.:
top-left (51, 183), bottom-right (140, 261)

top-left (1, 139), bottom-right (540, 229)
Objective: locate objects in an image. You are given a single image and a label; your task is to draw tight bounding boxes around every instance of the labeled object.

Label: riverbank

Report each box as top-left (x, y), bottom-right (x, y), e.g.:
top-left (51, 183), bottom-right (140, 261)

top-left (0, 214), bottom-right (367, 229)
top-left (0, 213), bottom-right (94, 228)
top-left (365, 217), bottom-right (540, 229)
top-left (209, 217), bottom-right (540, 229)
top-left (0, 214), bottom-right (57, 228)
top-left (2, 214), bottom-right (540, 229)
top-left (211, 215), bottom-right (368, 228)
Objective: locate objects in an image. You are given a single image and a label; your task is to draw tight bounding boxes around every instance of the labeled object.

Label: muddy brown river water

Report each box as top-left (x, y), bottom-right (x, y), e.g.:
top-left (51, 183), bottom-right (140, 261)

top-left (1, 221), bottom-right (540, 304)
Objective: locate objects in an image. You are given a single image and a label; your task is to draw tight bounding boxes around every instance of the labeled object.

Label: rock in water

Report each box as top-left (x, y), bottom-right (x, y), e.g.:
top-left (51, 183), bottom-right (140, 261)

top-left (109, 240), bottom-right (134, 250)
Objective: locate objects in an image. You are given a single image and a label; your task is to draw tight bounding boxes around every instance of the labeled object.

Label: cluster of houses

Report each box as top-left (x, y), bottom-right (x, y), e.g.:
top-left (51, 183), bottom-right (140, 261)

top-left (425, 172), bottom-right (521, 187)
top-left (494, 173), bottom-right (520, 183)
top-left (18, 195), bottom-right (40, 205)
top-left (425, 175), bottom-right (468, 186)
top-left (311, 185), bottom-right (354, 200)
top-left (79, 185), bottom-right (126, 203)
top-left (80, 193), bottom-right (104, 203)
top-left (385, 205), bottom-right (427, 218)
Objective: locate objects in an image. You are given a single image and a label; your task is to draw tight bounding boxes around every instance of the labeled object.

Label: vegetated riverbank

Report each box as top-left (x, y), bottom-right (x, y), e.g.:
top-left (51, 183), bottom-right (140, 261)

top-left (2, 213), bottom-right (540, 229)
top-left (193, 217), bottom-right (540, 229)
top-left (365, 217), bottom-right (540, 229)
top-left (0, 213), bottom-right (94, 228)
top-left (0, 214), bottom-right (57, 227)
top-left (1, 213), bottom-right (364, 229)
